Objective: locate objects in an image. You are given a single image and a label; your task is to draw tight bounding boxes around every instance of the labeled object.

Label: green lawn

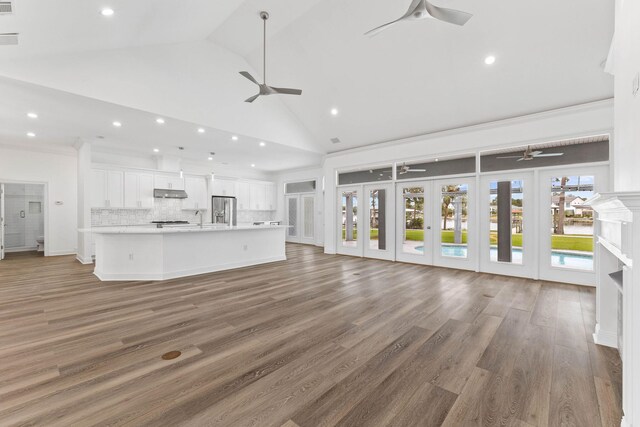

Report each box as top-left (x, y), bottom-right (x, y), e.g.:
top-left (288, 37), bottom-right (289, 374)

top-left (344, 228), bottom-right (593, 252)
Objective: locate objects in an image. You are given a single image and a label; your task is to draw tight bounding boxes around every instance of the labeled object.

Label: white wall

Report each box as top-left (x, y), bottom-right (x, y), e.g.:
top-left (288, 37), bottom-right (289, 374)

top-left (274, 167), bottom-right (325, 246)
top-left (322, 100), bottom-right (614, 253)
top-left (612, 0), bottom-right (640, 191)
top-left (0, 145), bottom-right (77, 256)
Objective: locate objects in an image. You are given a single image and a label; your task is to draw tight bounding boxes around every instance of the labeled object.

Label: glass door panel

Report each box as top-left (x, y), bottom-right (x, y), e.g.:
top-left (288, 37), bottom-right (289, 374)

top-left (337, 187), bottom-right (361, 256)
top-left (285, 195), bottom-right (299, 243)
top-left (433, 178), bottom-right (475, 270)
top-left (364, 184), bottom-right (394, 260)
top-left (480, 173), bottom-right (534, 278)
top-left (301, 194), bottom-right (315, 245)
top-left (396, 182), bottom-right (432, 264)
top-left (538, 166), bottom-right (608, 285)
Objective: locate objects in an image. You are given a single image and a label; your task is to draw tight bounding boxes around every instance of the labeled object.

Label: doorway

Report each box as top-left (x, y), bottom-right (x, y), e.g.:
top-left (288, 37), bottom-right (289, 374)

top-left (0, 183), bottom-right (46, 260)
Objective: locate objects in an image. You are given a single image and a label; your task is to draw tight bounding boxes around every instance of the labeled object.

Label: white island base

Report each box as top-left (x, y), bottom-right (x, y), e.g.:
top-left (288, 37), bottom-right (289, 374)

top-left (93, 225), bottom-right (287, 281)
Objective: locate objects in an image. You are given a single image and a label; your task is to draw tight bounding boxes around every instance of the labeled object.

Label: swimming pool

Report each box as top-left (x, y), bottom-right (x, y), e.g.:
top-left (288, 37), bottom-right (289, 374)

top-left (412, 245), bottom-right (593, 270)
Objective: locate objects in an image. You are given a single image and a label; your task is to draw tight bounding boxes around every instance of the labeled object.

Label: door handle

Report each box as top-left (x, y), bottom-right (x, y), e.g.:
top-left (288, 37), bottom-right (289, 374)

top-left (426, 226), bottom-right (431, 230)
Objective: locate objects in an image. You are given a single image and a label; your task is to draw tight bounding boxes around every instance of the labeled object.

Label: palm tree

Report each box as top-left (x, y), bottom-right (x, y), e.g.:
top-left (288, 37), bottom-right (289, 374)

top-left (554, 176), bottom-right (569, 235)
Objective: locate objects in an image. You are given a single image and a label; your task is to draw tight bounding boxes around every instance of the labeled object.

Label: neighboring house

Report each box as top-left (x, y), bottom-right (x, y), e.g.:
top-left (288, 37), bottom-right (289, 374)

top-left (551, 195), bottom-right (593, 216)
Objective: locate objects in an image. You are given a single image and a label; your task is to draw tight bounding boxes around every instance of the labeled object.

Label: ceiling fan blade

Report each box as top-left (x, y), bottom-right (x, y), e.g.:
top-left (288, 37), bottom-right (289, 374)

top-left (424, 0), bottom-right (472, 26)
top-left (407, 169), bottom-right (427, 172)
top-left (271, 87), bottom-right (302, 95)
top-left (244, 94), bottom-right (261, 103)
top-left (364, 17), bottom-right (405, 37)
top-left (239, 71), bottom-right (259, 85)
top-left (496, 155), bottom-right (523, 159)
top-left (516, 157), bottom-right (527, 162)
top-left (534, 153), bottom-right (564, 157)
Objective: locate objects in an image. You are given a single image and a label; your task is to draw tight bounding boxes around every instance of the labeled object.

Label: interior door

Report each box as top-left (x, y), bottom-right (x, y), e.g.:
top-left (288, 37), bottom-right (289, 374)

top-left (337, 186), bottom-right (361, 256)
top-left (432, 177), bottom-right (476, 271)
top-left (300, 194), bottom-right (315, 245)
top-left (0, 183), bottom-right (4, 260)
top-left (480, 172), bottom-right (535, 278)
top-left (396, 181), bottom-right (433, 264)
top-left (364, 183), bottom-right (395, 260)
top-left (285, 195), bottom-right (300, 243)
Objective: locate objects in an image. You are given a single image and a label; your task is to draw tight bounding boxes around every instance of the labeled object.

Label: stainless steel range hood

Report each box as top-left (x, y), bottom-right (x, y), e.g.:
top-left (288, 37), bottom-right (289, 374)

top-left (154, 188), bottom-right (188, 199)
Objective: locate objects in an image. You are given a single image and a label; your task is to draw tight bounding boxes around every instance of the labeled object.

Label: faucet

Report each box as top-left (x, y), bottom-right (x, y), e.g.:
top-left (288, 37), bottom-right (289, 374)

top-left (195, 210), bottom-right (204, 228)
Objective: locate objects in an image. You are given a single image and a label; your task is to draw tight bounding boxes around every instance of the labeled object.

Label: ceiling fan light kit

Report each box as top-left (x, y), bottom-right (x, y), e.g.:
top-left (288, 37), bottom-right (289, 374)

top-left (239, 11), bottom-right (302, 103)
top-left (365, 0), bottom-right (473, 37)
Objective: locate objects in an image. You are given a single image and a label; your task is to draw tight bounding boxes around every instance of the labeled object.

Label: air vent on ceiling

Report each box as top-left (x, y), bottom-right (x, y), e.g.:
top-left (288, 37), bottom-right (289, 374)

top-left (0, 2), bottom-right (12, 14)
top-left (0, 33), bottom-right (18, 45)
top-left (330, 137), bottom-right (341, 144)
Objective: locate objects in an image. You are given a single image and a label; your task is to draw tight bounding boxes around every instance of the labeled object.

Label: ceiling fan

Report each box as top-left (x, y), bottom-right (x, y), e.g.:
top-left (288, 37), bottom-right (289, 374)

top-left (496, 146), bottom-right (564, 162)
top-left (399, 163), bottom-right (427, 174)
top-left (239, 11), bottom-right (302, 103)
top-left (365, 0), bottom-right (472, 37)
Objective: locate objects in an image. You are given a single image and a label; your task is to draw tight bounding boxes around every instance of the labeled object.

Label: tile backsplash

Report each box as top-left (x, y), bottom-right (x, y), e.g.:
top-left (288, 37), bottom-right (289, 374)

top-left (91, 198), bottom-right (276, 226)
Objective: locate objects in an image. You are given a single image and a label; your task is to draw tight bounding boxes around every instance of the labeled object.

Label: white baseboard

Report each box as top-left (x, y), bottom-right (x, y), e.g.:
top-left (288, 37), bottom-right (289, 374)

top-left (48, 250), bottom-right (77, 256)
top-left (94, 255), bottom-right (287, 282)
top-left (593, 323), bottom-right (618, 348)
top-left (76, 254), bottom-right (94, 265)
top-left (620, 416), bottom-right (628, 427)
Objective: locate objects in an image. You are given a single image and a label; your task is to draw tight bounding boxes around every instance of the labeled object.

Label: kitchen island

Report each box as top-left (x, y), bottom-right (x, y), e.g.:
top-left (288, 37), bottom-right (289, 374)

top-left (90, 224), bottom-right (287, 281)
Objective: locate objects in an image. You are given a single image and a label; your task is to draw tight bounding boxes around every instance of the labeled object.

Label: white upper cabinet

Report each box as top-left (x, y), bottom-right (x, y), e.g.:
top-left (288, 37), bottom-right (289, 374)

top-left (212, 178), bottom-right (237, 197)
top-left (265, 183), bottom-right (277, 211)
top-left (154, 174), bottom-right (184, 190)
top-left (236, 181), bottom-right (251, 210)
top-left (124, 172), bottom-right (154, 209)
top-left (250, 182), bottom-right (267, 211)
top-left (91, 169), bottom-right (124, 208)
top-left (183, 176), bottom-right (208, 210)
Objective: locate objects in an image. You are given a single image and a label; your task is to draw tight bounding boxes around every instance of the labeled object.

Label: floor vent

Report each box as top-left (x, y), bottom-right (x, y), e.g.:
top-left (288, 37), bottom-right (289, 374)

top-left (0, 2), bottom-right (12, 14)
top-left (0, 33), bottom-right (18, 45)
top-left (330, 137), bottom-right (341, 144)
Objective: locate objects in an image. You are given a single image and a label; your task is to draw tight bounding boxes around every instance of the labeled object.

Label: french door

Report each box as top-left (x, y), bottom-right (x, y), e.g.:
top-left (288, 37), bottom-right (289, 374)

top-left (364, 183), bottom-right (395, 260)
top-left (285, 194), bottom-right (315, 245)
top-left (396, 181), bottom-right (433, 264)
top-left (480, 172), bottom-right (535, 278)
top-left (337, 186), bottom-right (361, 256)
top-left (537, 165), bottom-right (607, 285)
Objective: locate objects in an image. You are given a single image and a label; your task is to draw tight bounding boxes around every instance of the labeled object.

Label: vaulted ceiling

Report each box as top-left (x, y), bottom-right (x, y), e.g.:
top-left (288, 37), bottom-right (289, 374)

top-left (0, 0), bottom-right (614, 169)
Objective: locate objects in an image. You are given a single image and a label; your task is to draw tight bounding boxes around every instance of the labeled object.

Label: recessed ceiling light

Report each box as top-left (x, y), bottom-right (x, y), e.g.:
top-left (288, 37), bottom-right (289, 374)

top-left (153, 148), bottom-right (159, 153)
top-left (207, 156), bottom-right (213, 161)
top-left (197, 128), bottom-right (205, 134)
top-left (100, 8), bottom-right (114, 16)
top-left (331, 108), bottom-right (339, 116)
top-left (26, 132), bottom-right (36, 137)
top-left (251, 163), bottom-right (256, 168)
top-left (156, 118), bottom-right (165, 124)
top-left (484, 55), bottom-right (496, 65)
top-left (259, 141), bottom-right (266, 147)
top-left (112, 121), bottom-right (122, 127)
top-left (27, 112), bottom-right (38, 119)
top-left (231, 135), bottom-right (238, 141)
top-left (435, 158), bottom-right (439, 162)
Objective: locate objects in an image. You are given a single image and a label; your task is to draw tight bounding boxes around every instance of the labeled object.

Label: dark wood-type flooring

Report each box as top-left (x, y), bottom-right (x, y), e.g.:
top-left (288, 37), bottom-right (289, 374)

top-left (0, 245), bottom-right (622, 426)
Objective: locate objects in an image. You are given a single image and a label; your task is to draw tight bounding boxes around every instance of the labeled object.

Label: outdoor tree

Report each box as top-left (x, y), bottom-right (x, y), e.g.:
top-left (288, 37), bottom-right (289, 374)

top-left (554, 176), bottom-right (569, 235)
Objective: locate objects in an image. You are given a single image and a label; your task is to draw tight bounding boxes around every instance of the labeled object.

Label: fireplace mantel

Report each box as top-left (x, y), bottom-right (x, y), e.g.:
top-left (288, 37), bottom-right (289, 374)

top-left (587, 191), bottom-right (640, 427)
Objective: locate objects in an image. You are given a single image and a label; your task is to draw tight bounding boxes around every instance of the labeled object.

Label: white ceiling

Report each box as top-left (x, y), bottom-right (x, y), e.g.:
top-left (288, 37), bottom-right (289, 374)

top-left (0, 0), bottom-right (615, 167)
top-left (0, 77), bottom-right (322, 172)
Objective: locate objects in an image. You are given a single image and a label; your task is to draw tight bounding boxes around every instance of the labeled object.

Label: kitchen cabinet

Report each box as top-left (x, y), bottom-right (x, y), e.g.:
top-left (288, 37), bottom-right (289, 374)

top-left (183, 176), bottom-right (208, 210)
top-left (124, 172), bottom-right (154, 209)
top-left (250, 183), bottom-right (267, 211)
top-left (265, 183), bottom-right (277, 211)
top-left (91, 169), bottom-right (124, 208)
top-left (212, 178), bottom-right (236, 197)
top-left (236, 181), bottom-right (251, 210)
top-left (154, 174), bottom-right (184, 190)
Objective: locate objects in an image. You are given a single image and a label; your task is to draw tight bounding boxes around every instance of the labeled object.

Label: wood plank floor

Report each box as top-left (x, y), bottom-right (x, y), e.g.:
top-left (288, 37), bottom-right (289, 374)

top-left (0, 245), bottom-right (622, 426)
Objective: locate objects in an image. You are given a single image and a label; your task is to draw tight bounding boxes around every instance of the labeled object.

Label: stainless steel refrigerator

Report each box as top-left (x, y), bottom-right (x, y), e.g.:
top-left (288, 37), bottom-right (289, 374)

top-left (211, 196), bottom-right (237, 225)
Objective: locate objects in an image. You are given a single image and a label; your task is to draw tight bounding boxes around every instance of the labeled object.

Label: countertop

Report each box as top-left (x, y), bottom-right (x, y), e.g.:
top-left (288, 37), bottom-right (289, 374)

top-left (83, 224), bottom-right (288, 234)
